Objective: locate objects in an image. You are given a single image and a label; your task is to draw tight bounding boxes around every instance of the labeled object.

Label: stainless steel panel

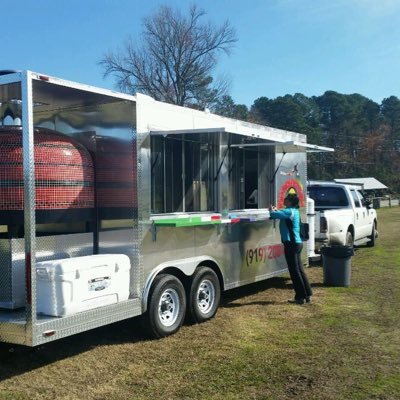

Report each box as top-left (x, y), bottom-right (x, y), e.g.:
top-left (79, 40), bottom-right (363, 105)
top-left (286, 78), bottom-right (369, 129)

top-left (0, 323), bottom-right (27, 346)
top-left (195, 221), bottom-right (286, 287)
top-left (275, 151), bottom-right (308, 264)
top-left (0, 240), bottom-right (13, 308)
top-left (0, 233), bottom-right (94, 309)
top-left (141, 224), bottom-right (195, 276)
top-left (219, 131), bottom-right (230, 211)
top-left (1, 298), bottom-right (141, 346)
top-left (259, 147), bottom-right (275, 207)
top-left (275, 151), bottom-right (307, 210)
top-left (33, 298), bottom-right (141, 346)
top-left (141, 218), bottom-right (286, 290)
top-left (99, 229), bottom-right (139, 297)
top-left (0, 310), bottom-right (28, 345)
top-left (21, 71), bottom-right (36, 344)
top-left (138, 134), bottom-right (151, 293)
top-left (1, 74), bottom-right (141, 346)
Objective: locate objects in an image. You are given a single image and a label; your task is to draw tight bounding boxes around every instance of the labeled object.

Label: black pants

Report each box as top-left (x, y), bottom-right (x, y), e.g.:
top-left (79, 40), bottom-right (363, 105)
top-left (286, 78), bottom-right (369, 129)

top-left (283, 241), bottom-right (312, 301)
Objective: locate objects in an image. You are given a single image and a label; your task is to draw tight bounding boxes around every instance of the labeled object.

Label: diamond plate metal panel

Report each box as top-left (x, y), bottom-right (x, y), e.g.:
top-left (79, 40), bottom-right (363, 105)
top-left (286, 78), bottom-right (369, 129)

top-left (33, 298), bottom-right (141, 346)
top-left (137, 130), bottom-right (150, 300)
top-left (21, 71), bottom-right (37, 344)
top-left (1, 207), bottom-right (94, 311)
top-left (1, 73), bottom-right (141, 346)
top-left (0, 240), bottom-right (13, 308)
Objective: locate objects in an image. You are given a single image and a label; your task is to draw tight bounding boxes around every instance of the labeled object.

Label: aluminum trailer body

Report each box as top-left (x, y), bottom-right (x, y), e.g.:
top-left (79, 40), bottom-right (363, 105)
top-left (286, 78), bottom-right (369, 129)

top-left (0, 71), bottom-right (332, 345)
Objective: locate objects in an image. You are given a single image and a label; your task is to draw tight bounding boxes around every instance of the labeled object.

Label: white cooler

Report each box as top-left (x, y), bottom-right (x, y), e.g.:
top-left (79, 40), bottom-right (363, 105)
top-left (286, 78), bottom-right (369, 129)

top-left (36, 254), bottom-right (131, 317)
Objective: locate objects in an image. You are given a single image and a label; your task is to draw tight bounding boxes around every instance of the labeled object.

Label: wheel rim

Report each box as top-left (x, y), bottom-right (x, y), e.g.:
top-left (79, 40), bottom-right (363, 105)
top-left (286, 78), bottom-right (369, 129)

top-left (196, 279), bottom-right (215, 314)
top-left (158, 288), bottom-right (180, 327)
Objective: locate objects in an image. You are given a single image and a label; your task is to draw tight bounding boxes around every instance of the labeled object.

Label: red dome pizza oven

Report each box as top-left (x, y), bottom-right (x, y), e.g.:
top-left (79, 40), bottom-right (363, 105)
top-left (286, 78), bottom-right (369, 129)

top-left (0, 126), bottom-right (94, 224)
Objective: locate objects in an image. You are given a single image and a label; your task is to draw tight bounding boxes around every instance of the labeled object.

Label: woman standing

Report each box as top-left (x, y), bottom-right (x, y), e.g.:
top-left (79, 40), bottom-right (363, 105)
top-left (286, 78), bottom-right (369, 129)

top-left (269, 194), bottom-right (312, 304)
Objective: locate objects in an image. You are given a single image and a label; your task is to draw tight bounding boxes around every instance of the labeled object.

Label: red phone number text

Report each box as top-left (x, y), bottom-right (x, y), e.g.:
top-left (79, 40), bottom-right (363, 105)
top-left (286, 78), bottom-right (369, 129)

top-left (245, 244), bottom-right (284, 267)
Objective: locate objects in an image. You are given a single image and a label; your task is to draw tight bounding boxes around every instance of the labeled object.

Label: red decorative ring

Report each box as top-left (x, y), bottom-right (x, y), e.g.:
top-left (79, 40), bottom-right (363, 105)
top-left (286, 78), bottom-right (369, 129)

top-left (277, 178), bottom-right (305, 209)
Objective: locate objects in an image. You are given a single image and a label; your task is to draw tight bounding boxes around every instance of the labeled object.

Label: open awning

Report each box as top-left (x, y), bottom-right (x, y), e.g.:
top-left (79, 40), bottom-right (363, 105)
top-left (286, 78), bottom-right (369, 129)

top-left (150, 128), bottom-right (334, 153)
top-left (282, 141), bottom-right (334, 153)
top-left (150, 127), bottom-right (225, 136)
top-left (230, 140), bottom-right (333, 153)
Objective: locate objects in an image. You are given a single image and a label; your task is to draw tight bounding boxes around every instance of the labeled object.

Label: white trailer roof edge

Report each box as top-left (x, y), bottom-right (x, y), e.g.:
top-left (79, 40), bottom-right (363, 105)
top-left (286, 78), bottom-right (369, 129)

top-left (0, 70), bottom-right (138, 102)
top-left (135, 92), bottom-right (308, 144)
top-left (0, 70), bottom-right (333, 153)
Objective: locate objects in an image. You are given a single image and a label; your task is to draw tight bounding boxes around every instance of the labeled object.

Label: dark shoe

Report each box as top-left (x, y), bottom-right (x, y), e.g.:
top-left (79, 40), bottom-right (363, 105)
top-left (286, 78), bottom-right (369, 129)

top-left (305, 297), bottom-right (311, 303)
top-left (288, 299), bottom-right (305, 305)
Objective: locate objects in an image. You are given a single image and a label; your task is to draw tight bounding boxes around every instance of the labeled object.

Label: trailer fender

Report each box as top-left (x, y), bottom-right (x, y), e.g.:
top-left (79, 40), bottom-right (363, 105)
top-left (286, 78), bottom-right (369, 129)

top-left (141, 255), bottom-right (221, 312)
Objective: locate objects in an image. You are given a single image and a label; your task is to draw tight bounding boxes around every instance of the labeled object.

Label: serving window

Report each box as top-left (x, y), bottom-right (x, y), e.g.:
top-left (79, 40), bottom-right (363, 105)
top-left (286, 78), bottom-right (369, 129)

top-left (228, 142), bottom-right (275, 210)
top-left (151, 131), bottom-right (277, 214)
top-left (151, 133), bottom-right (217, 213)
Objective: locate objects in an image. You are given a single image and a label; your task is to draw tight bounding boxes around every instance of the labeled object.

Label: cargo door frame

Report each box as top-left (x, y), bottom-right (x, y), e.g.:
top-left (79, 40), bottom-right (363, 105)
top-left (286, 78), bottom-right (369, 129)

top-left (0, 71), bottom-right (143, 346)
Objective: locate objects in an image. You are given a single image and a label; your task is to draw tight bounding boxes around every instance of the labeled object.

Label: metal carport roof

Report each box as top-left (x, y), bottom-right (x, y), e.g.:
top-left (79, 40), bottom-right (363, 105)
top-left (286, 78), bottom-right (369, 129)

top-left (334, 177), bottom-right (388, 190)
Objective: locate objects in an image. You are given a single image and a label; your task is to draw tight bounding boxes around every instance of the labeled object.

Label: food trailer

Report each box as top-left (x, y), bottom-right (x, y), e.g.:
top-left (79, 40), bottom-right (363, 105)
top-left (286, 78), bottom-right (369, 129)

top-left (0, 70), bottom-right (332, 346)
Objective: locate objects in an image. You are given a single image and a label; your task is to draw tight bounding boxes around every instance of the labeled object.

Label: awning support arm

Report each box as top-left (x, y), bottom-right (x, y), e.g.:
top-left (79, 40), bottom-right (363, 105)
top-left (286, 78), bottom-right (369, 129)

top-left (214, 136), bottom-right (231, 181)
top-left (269, 151), bottom-right (286, 183)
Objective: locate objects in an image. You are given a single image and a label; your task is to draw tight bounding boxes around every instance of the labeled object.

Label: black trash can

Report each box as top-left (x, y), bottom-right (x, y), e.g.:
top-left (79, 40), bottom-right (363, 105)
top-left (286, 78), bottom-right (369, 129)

top-left (320, 246), bottom-right (354, 287)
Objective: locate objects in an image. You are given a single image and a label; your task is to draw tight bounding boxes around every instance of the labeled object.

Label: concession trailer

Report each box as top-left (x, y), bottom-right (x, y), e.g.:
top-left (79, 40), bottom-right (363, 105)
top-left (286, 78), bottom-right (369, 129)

top-left (0, 70), bottom-right (332, 346)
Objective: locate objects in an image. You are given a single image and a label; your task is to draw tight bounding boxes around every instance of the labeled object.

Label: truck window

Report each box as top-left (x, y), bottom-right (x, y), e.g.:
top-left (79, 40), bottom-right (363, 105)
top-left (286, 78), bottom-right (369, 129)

top-left (350, 189), bottom-right (361, 207)
top-left (308, 186), bottom-right (349, 207)
top-left (357, 190), bottom-right (368, 207)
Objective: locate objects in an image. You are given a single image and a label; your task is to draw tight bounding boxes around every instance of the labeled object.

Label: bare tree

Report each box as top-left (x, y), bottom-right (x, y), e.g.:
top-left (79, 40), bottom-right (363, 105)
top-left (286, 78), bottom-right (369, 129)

top-left (99, 4), bottom-right (237, 108)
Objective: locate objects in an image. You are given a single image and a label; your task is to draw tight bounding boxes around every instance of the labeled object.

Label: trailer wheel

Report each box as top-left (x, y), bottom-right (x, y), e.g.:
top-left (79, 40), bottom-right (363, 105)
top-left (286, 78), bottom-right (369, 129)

top-left (367, 222), bottom-right (376, 247)
top-left (188, 266), bottom-right (220, 323)
top-left (346, 231), bottom-right (354, 247)
top-left (145, 274), bottom-right (186, 339)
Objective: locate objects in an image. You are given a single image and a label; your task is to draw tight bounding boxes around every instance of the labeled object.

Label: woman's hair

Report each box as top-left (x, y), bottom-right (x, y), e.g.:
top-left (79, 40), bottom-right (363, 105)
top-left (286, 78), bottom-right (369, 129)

top-left (285, 194), bottom-right (300, 208)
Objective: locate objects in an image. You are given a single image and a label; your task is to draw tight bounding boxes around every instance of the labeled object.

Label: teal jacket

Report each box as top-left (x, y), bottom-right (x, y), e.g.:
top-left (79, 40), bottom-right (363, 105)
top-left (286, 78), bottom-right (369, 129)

top-left (269, 207), bottom-right (302, 243)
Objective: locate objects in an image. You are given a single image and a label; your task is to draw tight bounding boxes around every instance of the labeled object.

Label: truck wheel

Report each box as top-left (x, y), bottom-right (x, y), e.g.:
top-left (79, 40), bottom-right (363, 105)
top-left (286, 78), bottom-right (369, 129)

top-left (145, 274), bottom-right (186, 339)
top-left (367, 223), bottom-right (376, 247)
top-left (188, 266), bottom-right (220, 323)
top-left (346, 231), bottom-right (354, 247)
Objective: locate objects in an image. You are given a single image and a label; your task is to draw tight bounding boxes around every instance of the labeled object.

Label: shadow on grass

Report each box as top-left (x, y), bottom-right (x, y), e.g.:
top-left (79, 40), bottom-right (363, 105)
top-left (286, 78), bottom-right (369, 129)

top-left (221, 276), bottom-right (290, 306)
top-left (0, 315), bottom-right (147, 381)
top-left (223, 300), bottom-right (278, 307)
top-left (0, 272), bottom-right (324, 380)
top-left (221, 275), bottom-right (325, 308)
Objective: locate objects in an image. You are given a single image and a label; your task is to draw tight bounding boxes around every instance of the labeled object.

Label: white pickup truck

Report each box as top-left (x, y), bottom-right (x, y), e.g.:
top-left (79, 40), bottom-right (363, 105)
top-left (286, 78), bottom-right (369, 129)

top-left (308, 181), bottom-right (378, 250)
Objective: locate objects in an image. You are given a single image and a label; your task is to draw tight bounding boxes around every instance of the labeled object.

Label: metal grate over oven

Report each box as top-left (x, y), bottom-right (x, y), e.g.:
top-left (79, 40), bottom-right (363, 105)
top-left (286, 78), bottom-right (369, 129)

top-left (0, 126), bottom-right (94, 212)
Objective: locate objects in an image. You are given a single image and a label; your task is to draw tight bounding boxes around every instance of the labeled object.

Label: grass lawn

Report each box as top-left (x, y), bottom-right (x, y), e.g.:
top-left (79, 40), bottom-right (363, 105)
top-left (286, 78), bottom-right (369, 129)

top-left (0, 207), bottom-right (399, 400)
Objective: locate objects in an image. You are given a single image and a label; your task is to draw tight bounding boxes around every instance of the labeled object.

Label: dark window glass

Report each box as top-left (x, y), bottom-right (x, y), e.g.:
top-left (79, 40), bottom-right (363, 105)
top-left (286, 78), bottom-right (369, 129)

top-left (350, 190), bottom-right (361, 207)
top-left (151, 135), bottom-right (214, 213)
top-left (308, 187), bottom-right (349, 207)
top-left (357, 190), bottom-right (367, 207)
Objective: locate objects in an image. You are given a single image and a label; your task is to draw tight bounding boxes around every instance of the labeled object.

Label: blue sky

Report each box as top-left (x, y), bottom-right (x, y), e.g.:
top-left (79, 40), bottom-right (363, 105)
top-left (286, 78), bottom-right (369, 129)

top-left (3, 0), bottom-right (400, 106)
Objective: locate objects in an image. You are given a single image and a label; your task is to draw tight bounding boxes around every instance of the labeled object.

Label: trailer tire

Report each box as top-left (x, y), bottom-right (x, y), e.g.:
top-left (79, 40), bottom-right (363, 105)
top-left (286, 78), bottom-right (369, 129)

top-left (145, 274), bottom-right (186, 339)
top-left (188, 266), bottom-right (220, 323)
